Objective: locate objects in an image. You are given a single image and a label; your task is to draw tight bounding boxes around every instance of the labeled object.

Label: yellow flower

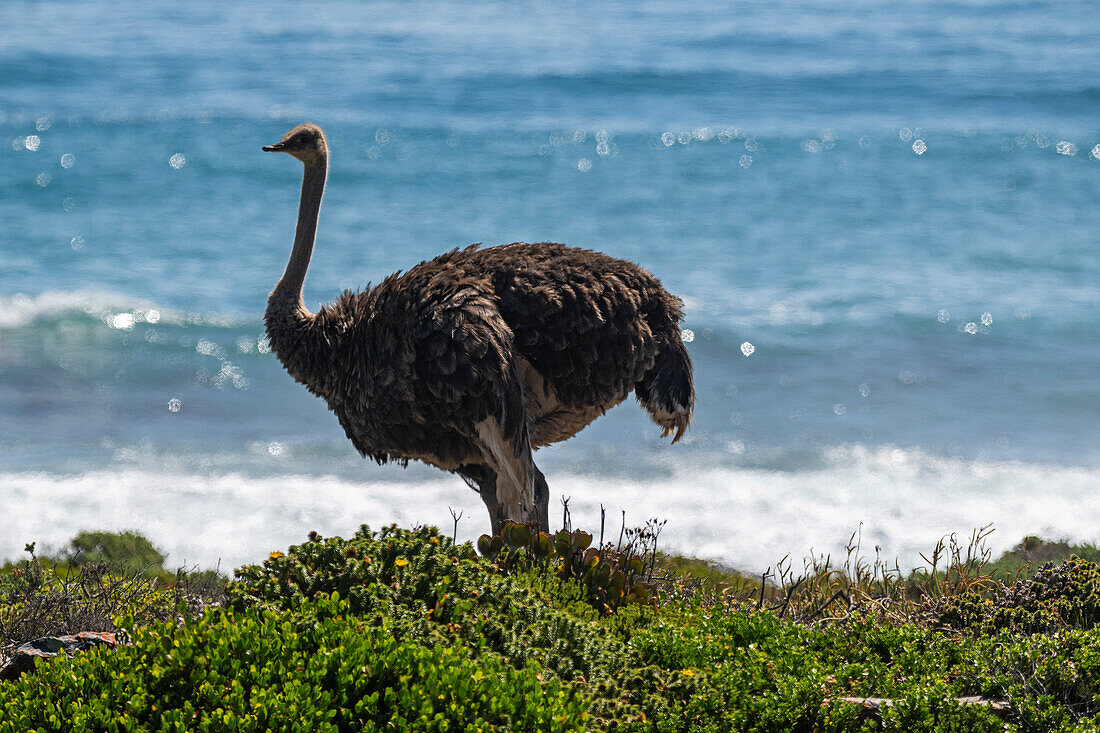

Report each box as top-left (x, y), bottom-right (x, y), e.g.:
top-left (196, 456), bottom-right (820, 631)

top-left (680, 669), bottom-right (695, 676)
top-left (395, 558), bottom-right (409, 567)
top-left (269, 552), bottom-right (284, 560)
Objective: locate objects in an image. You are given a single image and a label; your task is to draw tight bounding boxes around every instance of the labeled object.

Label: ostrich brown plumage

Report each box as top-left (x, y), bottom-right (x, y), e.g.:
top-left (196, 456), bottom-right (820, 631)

top-left (263, 123), bottom-right (694, 534)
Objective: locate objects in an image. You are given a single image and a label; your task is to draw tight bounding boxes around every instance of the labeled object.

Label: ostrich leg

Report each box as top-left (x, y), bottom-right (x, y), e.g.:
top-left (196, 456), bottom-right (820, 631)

top-left (532, 464), bottom-right (550, 533)
top-left (459, 464), bottom-right (550, 535)
top-left (459, 465), bottom-right (507, 536)
top-left (479, 472), bottom-right (509, 536)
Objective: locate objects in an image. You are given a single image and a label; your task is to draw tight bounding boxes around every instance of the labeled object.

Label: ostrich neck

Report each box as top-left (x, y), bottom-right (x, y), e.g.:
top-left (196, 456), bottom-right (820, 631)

top-left (273, 156), bottom-right (328, 307)
top-left (266, 155), bottom-right (334, 394)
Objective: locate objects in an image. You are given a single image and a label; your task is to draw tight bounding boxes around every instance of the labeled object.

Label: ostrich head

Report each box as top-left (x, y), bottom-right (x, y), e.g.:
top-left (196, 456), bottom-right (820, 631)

top-left (263, 123), bottom-right (328, 164)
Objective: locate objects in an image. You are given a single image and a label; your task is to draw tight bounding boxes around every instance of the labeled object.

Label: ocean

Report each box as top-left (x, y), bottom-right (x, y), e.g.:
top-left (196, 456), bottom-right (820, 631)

top-left (2, 0), bottom-right (1098, 573)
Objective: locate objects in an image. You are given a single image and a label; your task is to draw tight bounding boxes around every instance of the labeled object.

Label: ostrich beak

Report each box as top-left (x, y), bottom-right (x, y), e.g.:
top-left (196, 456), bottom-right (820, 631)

top-left (262, 141), bottom-right (288, 152)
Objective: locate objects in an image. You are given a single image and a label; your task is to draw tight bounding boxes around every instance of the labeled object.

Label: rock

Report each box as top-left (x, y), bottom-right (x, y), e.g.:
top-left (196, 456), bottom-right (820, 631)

top-left (826, 695), bottom-right (1012, 720)
top-left (0, 631), bottom-right (117, 682)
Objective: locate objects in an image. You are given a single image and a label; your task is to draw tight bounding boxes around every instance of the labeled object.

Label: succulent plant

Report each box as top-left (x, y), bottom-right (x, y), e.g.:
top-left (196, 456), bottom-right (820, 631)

top-left (477, 523), bottom-right (654, 613)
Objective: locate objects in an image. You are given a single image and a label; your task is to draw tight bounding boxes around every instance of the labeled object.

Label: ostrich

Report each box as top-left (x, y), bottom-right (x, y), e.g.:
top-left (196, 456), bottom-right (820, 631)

top-left (262, 123), bottom-right (694, 534)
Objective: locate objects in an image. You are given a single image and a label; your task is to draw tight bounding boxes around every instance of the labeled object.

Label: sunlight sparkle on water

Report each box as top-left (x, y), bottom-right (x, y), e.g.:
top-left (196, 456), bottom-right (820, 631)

top-left (145, 309), bottom-right (160, 324)
top-left (596, 130), bottom-right (618, 157)
top-left (981, 312), bottom-right (993, 326)
top-left (35, 173), bottom-right (51, 187)
top-left (577, 158), bottom-right (592, 172)
top-left (912, 140), bottom-right (927, 155)
top-left (680, 329), bottom-right (695, 343)
top-left (60, 154), bottom-right (75, 168)
top-left (1055, 141), bottom-right (1077, 156)
top-left (1032, 131), bottom-right (1051, 149)
top-left (169, 153), bottom-right (187, 169)
top-left (196, 338), bottom-right (223, 358)
top-left (24, 135), bottom-right (41, 151)
top-left (69, 236), bottom-right (84, 251)
top-left (740, 342), bottom-right (755, 356)
top-left (35, 117), bottom-right (51, 132)
top-left (660, 132), bottom-right (676, 147)
top-left (167, 398), bottom-right (182, 413)
top-left (739, 154), bottom-right (753, 168)
top-left (898, 127), bottom-right (913, 142)
top-left (897, 370), bottom-right (924, 385)
top-left (937, 309), bottom-right (950, 323)
top-left (111, 313), bottom-right (135, 330)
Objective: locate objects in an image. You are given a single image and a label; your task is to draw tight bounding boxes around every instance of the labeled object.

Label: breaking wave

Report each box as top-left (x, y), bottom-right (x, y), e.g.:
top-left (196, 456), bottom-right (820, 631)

top-left (3, 446), bottom-right (1096, 574)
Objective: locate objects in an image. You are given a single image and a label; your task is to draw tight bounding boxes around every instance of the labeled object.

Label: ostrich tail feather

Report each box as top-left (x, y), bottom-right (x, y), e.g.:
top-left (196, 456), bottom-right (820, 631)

top-left (635, 333), bottom-right (694, 443)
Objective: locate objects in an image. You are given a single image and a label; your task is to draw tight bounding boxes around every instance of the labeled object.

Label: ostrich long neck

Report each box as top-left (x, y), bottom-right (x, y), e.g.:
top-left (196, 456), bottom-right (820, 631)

top-left (266, 154), bottom-right (333, 391)
top-left (274, 156), bottom-right (328, 305)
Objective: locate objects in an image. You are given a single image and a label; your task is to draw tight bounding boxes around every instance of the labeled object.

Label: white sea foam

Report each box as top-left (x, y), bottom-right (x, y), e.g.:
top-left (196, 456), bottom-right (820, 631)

top-left (0, 291), bottom-right (128, 329)
top-left (0, 470), bottom-right (480, 571)
top-left (0, 290), bottom-right (250, 331)
top-left (2, 446), bottom-right (1097, 573)
top-left (545, 449), bottom-right (1100, 574)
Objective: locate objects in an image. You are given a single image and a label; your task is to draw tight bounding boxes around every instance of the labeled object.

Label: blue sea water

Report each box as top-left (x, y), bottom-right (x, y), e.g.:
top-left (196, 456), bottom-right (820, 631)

top-left (2, 0), bottom-right (1098, 570)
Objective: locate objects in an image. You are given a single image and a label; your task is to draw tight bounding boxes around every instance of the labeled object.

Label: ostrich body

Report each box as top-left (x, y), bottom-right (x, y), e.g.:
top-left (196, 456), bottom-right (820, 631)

top-left (263, 123), bottom-right (694, 534)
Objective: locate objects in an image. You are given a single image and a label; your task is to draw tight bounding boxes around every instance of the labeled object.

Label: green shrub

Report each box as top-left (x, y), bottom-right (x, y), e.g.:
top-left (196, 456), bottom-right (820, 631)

top-left (0, 595), bottom-right (588, 732)
top-left (1, 540), bottom-right (224, 654)
top-left (616, 607), bottom-right (1011, 732)
top-left (226, 525), bottom-right (1100, 731)
top-left (477, 523), bottom-right (656, 613)
top-left (964, 629), bottom-right (1100, 729)
top-left (63, 531), bottom-right (167, 577)
top-left (939, 557), bottom-right (1100, 633)
top-left (985, 537), bottom-right (1100, 580)
top-left (230, 525), bottom-right (636, 684)
top-left (1, 558), bottom-right (177, 655)
top-left (14, 524), bottom-right (1100, 732)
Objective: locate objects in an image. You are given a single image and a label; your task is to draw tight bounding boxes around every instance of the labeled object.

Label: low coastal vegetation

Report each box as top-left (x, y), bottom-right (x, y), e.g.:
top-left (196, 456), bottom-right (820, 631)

top-left (2, 525), bottom-right (1100, 730)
